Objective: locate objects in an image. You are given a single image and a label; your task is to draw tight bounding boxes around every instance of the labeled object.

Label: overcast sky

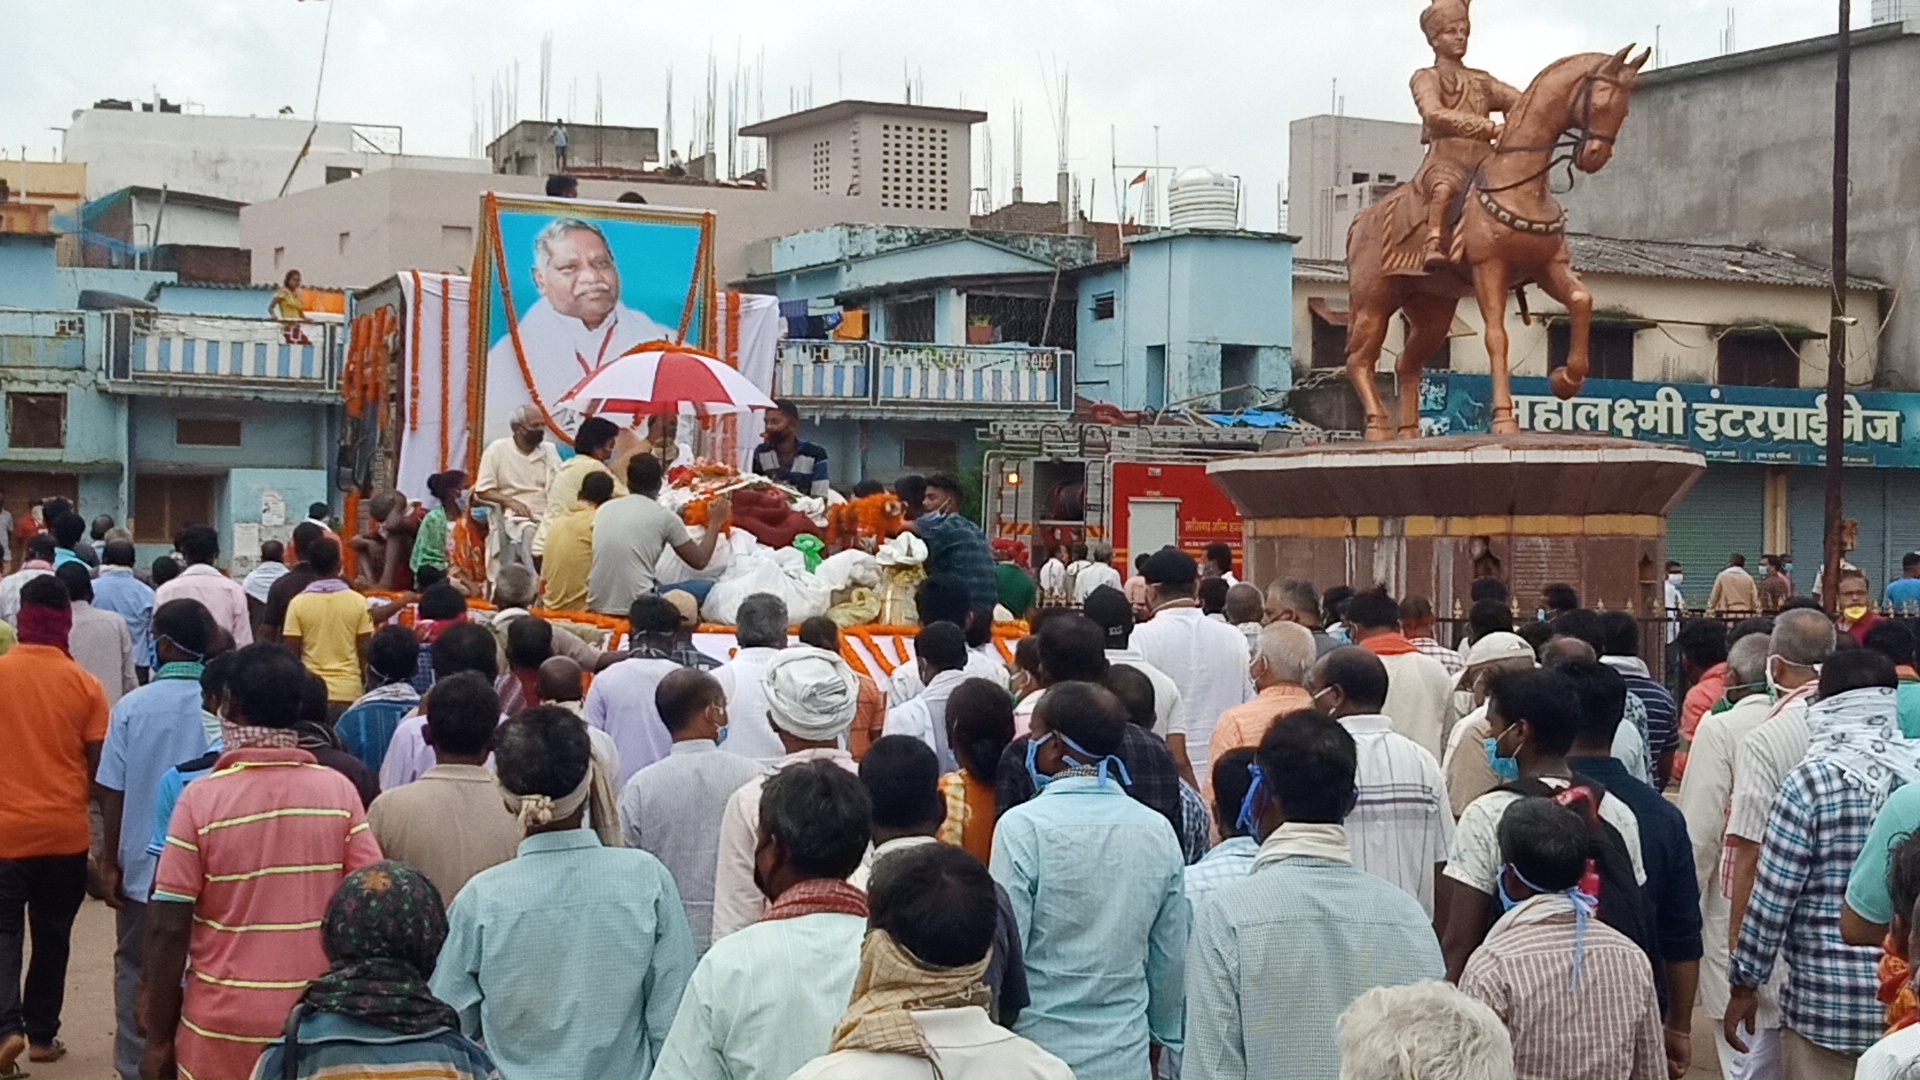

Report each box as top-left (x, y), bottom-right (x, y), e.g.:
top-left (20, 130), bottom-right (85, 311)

top-left (2, 0), bottom-right (1862, 230)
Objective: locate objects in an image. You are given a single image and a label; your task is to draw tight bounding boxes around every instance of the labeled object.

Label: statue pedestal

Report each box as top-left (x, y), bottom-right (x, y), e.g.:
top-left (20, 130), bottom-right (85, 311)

top-left (1207, 434), bottom-right (1706, 615)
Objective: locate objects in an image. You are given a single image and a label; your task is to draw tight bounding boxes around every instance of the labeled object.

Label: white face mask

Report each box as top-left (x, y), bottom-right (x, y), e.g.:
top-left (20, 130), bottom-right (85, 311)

top-left (1668, 573), bottom-right (1684, 586)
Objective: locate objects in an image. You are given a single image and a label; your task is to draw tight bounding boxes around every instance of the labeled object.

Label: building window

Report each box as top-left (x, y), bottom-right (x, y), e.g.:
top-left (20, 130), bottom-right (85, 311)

top-left (1548, 322), bottom-right (1637, 381)
top-left (884, 296), bottom-right (937, 343)
top-left (878, 123), bottom-right (950, 212)
top-left (6, 392), bottom-right (65, 449)
top-left (1351, 172), bottom-right (1370, 184)
top-left (442, 225), bottom-right (473, 253)
top-left (134, 474), bottom-right (218, 545)
top-left (273, 246), bottom-right (285, 271)
top-left (902, 438), bottom-right (958, 471)
top-left (1333, 193), bottom-right (1349, 210)
top-left (1377, 172), bottom-right (1397, 184)
top-left (1717, 329), bottom-right (1800, 388)
top-left (176, 418), bottom-right (243, 447)
top-left (324, 165), bottom-right (363, 184)
top-left (1091, 292), bottom-right (1116, 321)
top-left (1311, 310), bottom-right (1349, 369)
top-left (337, 231), bottom-right (351, 255)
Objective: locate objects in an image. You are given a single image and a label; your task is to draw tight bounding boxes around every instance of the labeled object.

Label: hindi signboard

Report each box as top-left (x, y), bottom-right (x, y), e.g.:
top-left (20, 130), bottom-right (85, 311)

top-left (1420, 373), bottom-right (1917, 468)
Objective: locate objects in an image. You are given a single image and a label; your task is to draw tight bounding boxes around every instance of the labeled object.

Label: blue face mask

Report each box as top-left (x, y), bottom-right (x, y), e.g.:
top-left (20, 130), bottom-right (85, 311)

top-left (1484, 733), bottom-right (1521, 783)
top-left (715, 724), bottom-right (729, 747)
top-left (1024, 733), bottom-right (1054, 792)
top-left (1496, 865), bottom-right (1523, 912)
top-left (469, 505), bottom-right (490, 525)
top-left (1236, 763), bottom-right (1268, 836)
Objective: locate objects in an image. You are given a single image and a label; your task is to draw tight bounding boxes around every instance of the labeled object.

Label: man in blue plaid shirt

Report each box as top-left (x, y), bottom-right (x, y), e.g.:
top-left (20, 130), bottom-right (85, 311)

top-left (1728, 649), bottom-right (1920, 1078)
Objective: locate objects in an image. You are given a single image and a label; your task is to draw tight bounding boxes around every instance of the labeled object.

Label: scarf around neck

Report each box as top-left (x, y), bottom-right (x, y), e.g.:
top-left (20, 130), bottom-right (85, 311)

top-left (829, 930), bottom-right (993, 1060)
top-left (301, 861), bottom-right (460, 1036)
top-left (764, 878), bottom-right (870, 923)
top-left (1359, 631), bottom-right (1419, 657)
top-left (302, 577), bottom-right (352, 596)
top-left (1251, 822), bottom-right (1353, 871)
top-left (221, 717), bottom-right (300, 751)
top-left (1804, 686), bottom-right (1920, 794)
top-left (16, 602), bottom-right (72, 653)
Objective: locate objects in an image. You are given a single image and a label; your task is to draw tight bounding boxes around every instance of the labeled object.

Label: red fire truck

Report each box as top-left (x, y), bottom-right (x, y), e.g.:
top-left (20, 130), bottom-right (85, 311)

top-left (981, 419), bottom-right (1329, 572)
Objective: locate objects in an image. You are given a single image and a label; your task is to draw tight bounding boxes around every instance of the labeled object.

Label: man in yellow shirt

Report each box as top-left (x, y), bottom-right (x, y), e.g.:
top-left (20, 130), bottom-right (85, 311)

top-left (535, 417), bottom-right (637, 557)
top-left (541, 471), bottom-right (615, 612)
top-left (282, 538), bottom-right (374, 721)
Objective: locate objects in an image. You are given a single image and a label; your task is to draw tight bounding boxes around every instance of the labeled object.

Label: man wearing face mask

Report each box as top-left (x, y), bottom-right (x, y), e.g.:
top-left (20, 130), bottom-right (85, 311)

top-left (1184, 710), bottom-right (1443, 1080)
top-left (987, 680), bottom-right (1186, 1080)
top-left (475, 405), bottom-right (562, 581)
top-left (1664, 558), bottom-right (1687, 642)
top-left (1722, 606), bottom-right (1838, 1040)
top-left (709, 646), bottom-right (863, 940)
top-left (1438, 667), bottom-right (1647, 982)
top-left (1836, 567), bottom-right (1884, 646)
top-left (620, 668), bottom-right (762, 954)
top-left (1304, 646), bottom-right (1453, 917)
top-left (1677, 634), bottom-right (1785, 1080)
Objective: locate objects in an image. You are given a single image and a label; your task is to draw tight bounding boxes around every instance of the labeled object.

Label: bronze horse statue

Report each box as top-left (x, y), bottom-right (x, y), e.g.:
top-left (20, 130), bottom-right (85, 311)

top-left (1343, 46), bottom-right (1651, 439)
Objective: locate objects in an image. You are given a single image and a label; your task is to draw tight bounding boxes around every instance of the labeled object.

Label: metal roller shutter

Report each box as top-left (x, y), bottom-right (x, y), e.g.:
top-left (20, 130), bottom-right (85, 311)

top-left (1666, 465), bottom-right (1766, 611)
top-left (1789, 468), bottom-right (1901, 594)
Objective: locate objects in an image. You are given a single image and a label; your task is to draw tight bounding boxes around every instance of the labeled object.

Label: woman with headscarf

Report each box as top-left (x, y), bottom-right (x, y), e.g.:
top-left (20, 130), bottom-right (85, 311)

top-left (250, 861), bottom-right (497, 1079)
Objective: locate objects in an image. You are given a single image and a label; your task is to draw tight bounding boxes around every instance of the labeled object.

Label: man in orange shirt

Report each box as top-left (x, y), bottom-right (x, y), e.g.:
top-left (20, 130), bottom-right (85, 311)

top-left (1208, 621), bottom-right (1317, 771)
top-left (0, 576), bottom-right (110, 1074)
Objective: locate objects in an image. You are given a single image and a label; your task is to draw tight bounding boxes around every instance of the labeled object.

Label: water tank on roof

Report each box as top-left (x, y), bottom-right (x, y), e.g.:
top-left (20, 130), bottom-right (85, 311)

top-left (1166, 166), bottom-right (1239, 229)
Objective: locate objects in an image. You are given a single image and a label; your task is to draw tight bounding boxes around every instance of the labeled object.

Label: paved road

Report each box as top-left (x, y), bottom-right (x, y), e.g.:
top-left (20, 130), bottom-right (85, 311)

top-left (31, 895), bottom-right (1728, 1080)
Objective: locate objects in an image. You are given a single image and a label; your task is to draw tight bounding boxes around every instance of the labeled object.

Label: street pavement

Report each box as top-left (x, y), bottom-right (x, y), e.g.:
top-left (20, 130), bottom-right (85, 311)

top-left (28, 895), bottom-right (1727, 1080)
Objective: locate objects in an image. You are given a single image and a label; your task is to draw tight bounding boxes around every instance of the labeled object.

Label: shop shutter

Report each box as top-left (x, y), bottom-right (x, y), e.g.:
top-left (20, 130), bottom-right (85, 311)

top-left (1666, 464), bottom-right (1765, 611)
top-left (1790, 468), bottom-right (1899, 594)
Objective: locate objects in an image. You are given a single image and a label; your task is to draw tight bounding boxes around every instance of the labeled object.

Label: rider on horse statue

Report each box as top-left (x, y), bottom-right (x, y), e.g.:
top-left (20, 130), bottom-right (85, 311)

top-left (1409, 0), bottom-right (1520, 271)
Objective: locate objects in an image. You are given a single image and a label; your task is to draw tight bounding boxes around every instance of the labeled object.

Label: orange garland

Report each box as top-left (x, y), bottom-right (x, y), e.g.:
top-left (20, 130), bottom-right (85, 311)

top-left (362, 586), bottom-right (1027, 675)
top-left (407, 271), bottom-right (424, 433)
top-left (438, 273), bottom-right (452, 471)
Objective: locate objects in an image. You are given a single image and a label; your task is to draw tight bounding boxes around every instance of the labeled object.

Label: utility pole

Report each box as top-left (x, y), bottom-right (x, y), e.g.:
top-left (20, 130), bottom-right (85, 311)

top-left (1821, 0), bottom-right (1851, 612)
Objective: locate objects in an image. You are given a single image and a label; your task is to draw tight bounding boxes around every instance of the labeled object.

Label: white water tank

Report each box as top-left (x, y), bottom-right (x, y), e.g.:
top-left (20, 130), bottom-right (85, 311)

top-left (1166, 166), bottom-right (1239, 229)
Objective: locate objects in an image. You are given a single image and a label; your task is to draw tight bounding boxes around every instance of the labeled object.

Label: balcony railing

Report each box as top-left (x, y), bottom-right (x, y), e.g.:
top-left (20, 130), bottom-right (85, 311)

top-left (104, 313), bottom-right (339, 393)
top-left (776, 339), bottom-right (1071, 411)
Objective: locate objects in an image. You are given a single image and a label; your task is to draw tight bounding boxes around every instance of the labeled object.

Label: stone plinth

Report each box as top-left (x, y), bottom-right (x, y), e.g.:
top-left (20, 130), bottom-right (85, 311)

top-left (1207, 434), bottom-right (1706, 614)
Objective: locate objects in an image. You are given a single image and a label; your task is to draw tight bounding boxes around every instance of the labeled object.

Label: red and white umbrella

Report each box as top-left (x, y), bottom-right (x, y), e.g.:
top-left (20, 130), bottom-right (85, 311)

top-left (555, 342), bottom-right (775, 416)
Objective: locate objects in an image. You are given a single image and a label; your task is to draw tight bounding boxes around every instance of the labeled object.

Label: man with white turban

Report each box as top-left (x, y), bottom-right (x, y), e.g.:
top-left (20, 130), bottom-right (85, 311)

top-left (708, 646), bottom-right (864, 939)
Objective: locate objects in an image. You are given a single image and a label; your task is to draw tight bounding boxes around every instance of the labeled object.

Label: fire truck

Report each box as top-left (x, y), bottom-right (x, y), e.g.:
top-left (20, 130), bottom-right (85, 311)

top-left (981, 416), bottom-right (1339, 571)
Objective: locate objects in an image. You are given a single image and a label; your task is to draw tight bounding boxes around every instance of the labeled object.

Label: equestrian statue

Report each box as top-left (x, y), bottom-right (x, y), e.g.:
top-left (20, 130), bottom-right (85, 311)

top-left (1343, 0), bottom-right (1650, 439)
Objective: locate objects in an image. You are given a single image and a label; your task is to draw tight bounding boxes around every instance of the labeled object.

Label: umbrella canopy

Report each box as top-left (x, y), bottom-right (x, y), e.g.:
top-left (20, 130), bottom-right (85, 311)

top-left (555, 343), bottom-right (776, 416)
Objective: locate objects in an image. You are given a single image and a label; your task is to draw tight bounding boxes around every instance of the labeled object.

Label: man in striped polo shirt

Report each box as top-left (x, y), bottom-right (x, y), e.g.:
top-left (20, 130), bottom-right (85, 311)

top-left (141, 644), bottom-right (383, 1080)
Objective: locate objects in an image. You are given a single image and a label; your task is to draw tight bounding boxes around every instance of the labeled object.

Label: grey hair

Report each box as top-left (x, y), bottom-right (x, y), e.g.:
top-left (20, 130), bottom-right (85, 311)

top-left (1255, 621), bottom-right (1317, 685)
top-left (735, 593), bottom-right (791, 650)
top-left (508, 404), bottom-right (543, 427)
top-left (1225, 582), bottom-right (1265, 624)
top-left (1337, 981), bottom-right (1515, 1080)
top-left (1088, 540), bottom-right (1113, 564)
top-left (532, 217), bottom-right (611, 270)
top-left (103, 526), bottom-right (134, 544)
top-left (1269, 578), bottom-right (1320, 622)
top-left (1772, 607), bottom-right (1838, 668)
top-left (493, 565), bottom-right (539, 609)
top-left (1728, 632), bottom-right (1771, 686)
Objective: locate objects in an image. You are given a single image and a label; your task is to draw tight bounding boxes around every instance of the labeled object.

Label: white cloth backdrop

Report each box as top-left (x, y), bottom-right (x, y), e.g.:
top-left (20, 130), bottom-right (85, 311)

top-left (394, 272), bottom-right (473, 502)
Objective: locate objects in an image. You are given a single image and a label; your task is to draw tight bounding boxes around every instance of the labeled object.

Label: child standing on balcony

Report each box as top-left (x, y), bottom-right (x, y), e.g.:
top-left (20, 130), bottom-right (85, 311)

top-left (271, 269), bottom-right (312, 345)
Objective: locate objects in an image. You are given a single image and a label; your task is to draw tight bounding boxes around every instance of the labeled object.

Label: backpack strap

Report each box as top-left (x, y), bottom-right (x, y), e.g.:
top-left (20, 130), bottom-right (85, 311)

top-left (278, 1002), bottom-right (308, 1080)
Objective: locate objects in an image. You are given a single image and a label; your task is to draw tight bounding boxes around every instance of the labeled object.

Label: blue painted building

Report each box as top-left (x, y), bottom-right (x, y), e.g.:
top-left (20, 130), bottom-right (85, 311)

top-left (1073, 228), bottom-right (1295, 412)
top-left (0, 224), bottom-right (341, 571)
top-left (744, 221), bottom-right (1297, 483)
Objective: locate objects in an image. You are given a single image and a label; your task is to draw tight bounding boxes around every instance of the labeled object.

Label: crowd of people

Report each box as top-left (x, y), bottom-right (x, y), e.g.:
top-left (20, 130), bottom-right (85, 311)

top-left (13, 459), bottom-right (1920, 1080)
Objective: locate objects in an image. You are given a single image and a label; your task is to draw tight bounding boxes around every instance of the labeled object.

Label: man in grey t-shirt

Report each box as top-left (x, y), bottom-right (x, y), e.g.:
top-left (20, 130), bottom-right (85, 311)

top-left (588, 453), bottom-right (730, 616)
